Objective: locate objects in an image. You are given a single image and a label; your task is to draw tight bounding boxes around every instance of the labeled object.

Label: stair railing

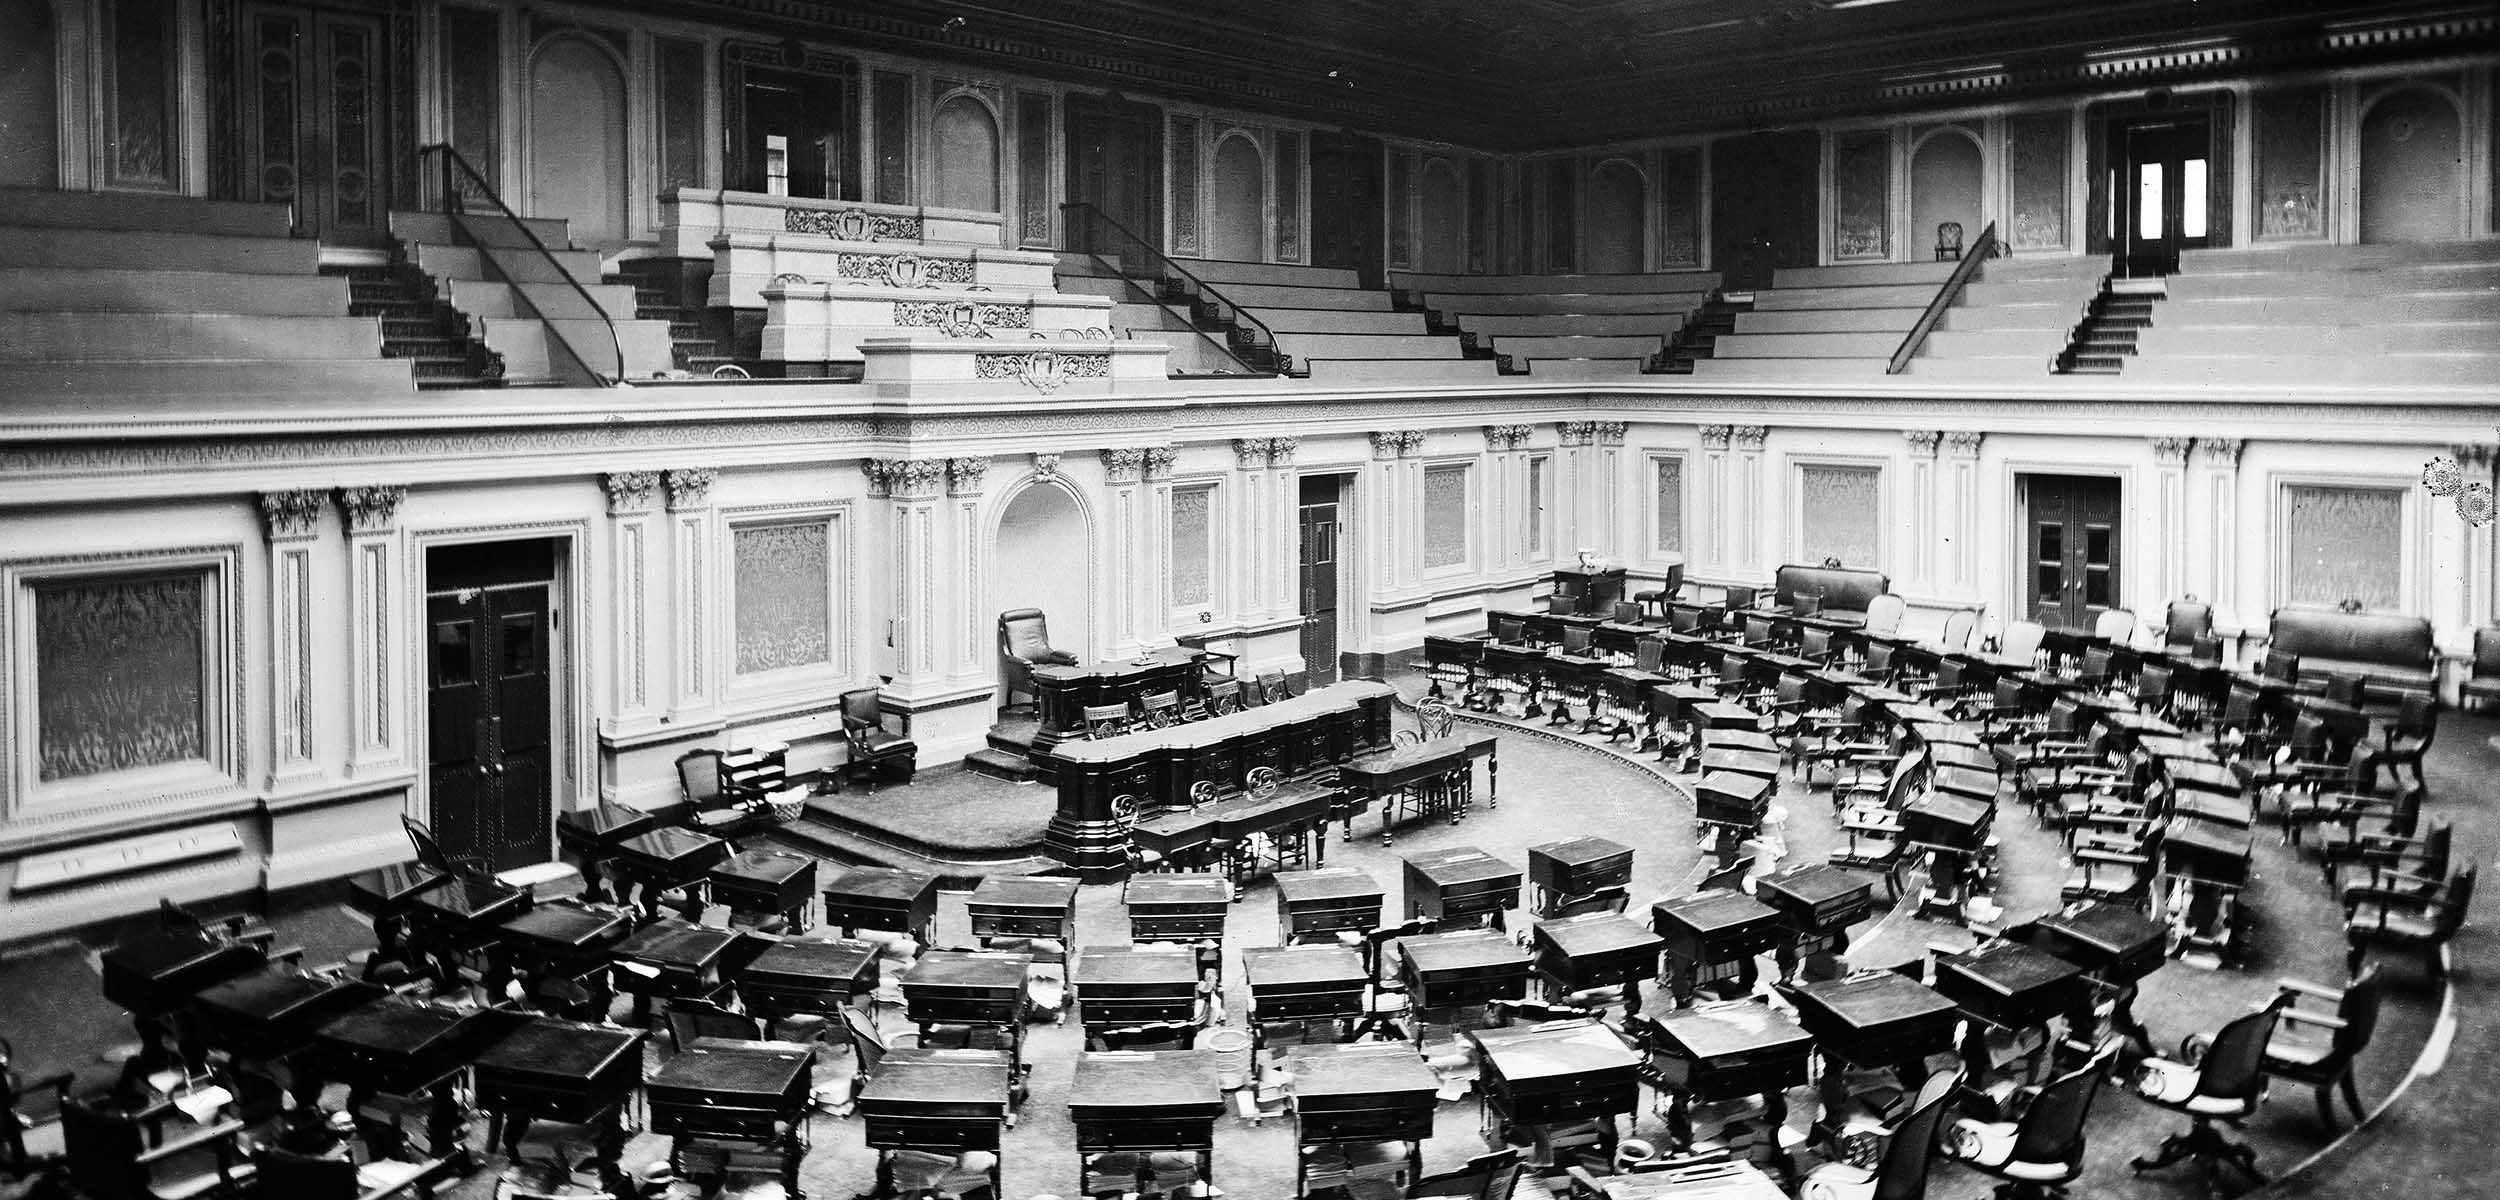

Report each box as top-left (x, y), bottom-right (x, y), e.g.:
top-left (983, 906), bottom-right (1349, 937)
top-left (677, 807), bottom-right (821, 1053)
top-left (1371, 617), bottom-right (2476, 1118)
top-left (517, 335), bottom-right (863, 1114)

top-left (422, 143), bottom-right (626, 387)
top-left (1059, 202), bottom-right (1289, 376)
top-left (1886, 221), bottom-right (1998, 376)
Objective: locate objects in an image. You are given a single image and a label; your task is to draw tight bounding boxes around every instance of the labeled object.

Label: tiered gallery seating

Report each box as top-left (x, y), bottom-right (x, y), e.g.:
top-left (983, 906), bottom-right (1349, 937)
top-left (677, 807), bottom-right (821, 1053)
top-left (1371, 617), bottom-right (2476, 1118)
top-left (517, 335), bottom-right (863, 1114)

top-left (1387, 269), bottom-right (1720, 376)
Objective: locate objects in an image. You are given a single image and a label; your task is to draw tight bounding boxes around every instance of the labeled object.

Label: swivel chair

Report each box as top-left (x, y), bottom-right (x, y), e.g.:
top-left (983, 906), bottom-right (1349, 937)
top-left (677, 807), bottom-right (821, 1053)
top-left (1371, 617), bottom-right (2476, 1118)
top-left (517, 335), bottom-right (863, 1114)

top-left (998, 608), bottom-right (1079, 714)
top-left (2343, 861), bottom-right (2475, 979)
top-left (840, 686), bottom-right (918, 791)
top-left (2374, 693), bottom-right (2438, 791)
top-left (1943, 1044), bottom-right (2118, 1199)
top-left (1863, 594), bottom-right (1909, 641)
top-left (2260, 967), bottom-right (2382, 1130)
top-left (2126, 1000), bottom-right (2286, 1191)
top-left (2463, 626), bottom-right (2500, 712)
top-left (2161, 600), bottom-right (2214, 650)
top-left (0, 1037), bottom-right (71, 1177)
top-left (1798, 1064), bottom-right (1963, 1200)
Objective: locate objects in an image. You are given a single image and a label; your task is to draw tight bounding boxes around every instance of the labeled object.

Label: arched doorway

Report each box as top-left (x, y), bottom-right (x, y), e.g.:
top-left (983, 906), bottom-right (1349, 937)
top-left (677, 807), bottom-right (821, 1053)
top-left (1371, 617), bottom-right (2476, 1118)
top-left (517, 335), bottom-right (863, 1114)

top-left (2358, 86), bottom-right (2464, 244)
top-left (1209, 134), bottom-right (1263, 260)
top-left (1418, 158), bottom-right (1465, 274)
top-left (993, 481), bottom-right (1092, 671)
top-left (0, 0), bottom-right (58, 189)
top-left (527, 35), bottom-right (627, 246)
top-left (932, 94), bottom-right (1000, 212)
top-left (1910, 129), bottom-right (1983, 260)
top-left (1585, 159), bottom-right (1645, 273)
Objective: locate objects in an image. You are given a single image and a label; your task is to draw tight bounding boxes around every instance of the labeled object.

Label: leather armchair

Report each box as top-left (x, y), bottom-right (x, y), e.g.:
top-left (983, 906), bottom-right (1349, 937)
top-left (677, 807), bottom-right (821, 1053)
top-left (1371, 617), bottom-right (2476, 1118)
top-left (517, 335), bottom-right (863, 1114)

top-left (998, 608), bottom-right (1079, 713)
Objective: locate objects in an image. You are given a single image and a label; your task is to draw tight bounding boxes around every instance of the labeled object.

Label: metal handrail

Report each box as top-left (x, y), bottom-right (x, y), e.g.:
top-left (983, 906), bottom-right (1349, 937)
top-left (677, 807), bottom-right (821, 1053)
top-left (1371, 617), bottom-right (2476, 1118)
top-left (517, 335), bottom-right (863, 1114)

top-left (1887, 221), bottom-right (1998, 376)
top-left (1059, 202), bottom-right (1286, 375)
top-left (421, 142), bottom-right (626, 387)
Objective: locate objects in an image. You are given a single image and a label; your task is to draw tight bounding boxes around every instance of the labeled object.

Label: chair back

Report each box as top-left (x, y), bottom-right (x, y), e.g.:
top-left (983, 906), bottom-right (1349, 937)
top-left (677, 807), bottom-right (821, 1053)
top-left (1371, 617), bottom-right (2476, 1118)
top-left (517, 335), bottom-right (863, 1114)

top-left (1081, 703), bottom-right (1132, 737)
top-left (1255, 670), bottom-right (1292, 703)
top-left (1865, 594), bottom-right (1908, 638)
top-left (2262, 648), bottom-right (2300, 683)
top-left (675, 748), bottom-right (724, 809)
top-left (2093, 608), bottom-right (2136, 645)
top-left (2082, 646), bottom-right (2114, 681)
top-left (2476, 626), bottom-right (2500, 679)
top-left (2415, 819), bottom-right (2454, 877)
top-left (1563, 626), bottom-right (1593, 656)
top-left (60, 1096), bottom-right (147, 1200)
top-left (1495, 617), bottom-right (1526, 643)
top-left (667, 999), bottom-right (763, 1052)
top-left (1802, 628), bottom-right (1834, 661)
top-left (1546, 593), bottom-right (1578, 616)
top-left (1139, 691), bottom-right (1181, 727)
top-left (1723, 585), bottom-right (1758, 613)
top-left (2165, 600), bottom-right (2214, 647)
top-left (1406, 1149), bottom-right (1522, 1199)
top-left (1660, 562), bottom-right (1687, 602)
top-left (1635, 638), bottom-right (1666, 673)
top-left (998, 608), bottom-right (1058, 664)
top-left (840, 686), bottom-right (883, 731)
top-left (2194, 1002), bottom-right (2287, 1105)
top-left (2000, 620), bottom-right (2047, 663)
top-left (1697, 857), bottom-right (1756, 893)
top-left (1744, 615), bottom-right (1776, 646)
top-left (2394, 692), bottom-right (2438, 740)
top-left (1204, 678), bottom-right (1243, 713)
top-left (1874, 1065), bottom-right (1964, 1200)
top-left (1935, 221), bottom-right (1964, 260)
top-left (254, 1147), bottom-right (361, 1200)
top-left (1939, 609), bottom-right (1977, 651)
top-left (2137, 662), bottom-right (2174, 706)
top-left (1670, 607), bottom-right (1703, 635)
top-left (402, 815), bottom-right (454, 873)
top-left (2333, 965), bottom-right (2385, 1062)
top-left (2434, 863), bottom-right (2479, 934)
top-left (1613, 601), bottom-right (1644, 626)
top-left (1774, 674), bottom-right (1808, 708)
top-left (840, 1006), bottom-right (890, 1075)
top-left (1865, 641), bottom-right (1898, 676)
top-left (2011, 1044), bottom-right (2116, 1169)
top-left (2189, 633), bottom-right (2224, 663)
top-left (1417, 700), bottom-right (1457, 741)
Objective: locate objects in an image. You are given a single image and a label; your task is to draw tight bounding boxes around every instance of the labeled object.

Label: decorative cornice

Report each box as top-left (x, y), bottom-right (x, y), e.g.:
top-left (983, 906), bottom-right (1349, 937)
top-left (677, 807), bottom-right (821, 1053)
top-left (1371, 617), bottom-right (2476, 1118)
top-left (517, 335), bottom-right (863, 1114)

top-left (602, 470), bottom-right (661, 515)
top-left (1142, 445), bottom-right (1179, 482)
top-left (1733, 425), bottom-right (1769, 453)
top-left (1483, 423), bottom-right (1532, 451)
top-left (946, 456), bottom-right (990, 496)
top-left (1942, 431), bottom-right (1982, 459)
top-left (334, 485), bottom-right (406, 535)
top-left (1592, 421), bottom-right (1627, 446)
top-left (1902, 430), bottom-right (1941, 458)
top-left (1104, 446), bottom-right (1147, 484)
top-left (2198, 438), bottom-right (2244, 468)
top-left (1267, 435), bottom-right (1299, 466)
top-left (2149, 436), bottom-right (2193, 465)
top-left (1032, 452), bottom-right (1061, 479)
top-left (257, 489), bottom-right (324, 542)
top-left (663, 467), bottom-right (718, 511)
top-left (1699, 424), bottom-right (1732, 451)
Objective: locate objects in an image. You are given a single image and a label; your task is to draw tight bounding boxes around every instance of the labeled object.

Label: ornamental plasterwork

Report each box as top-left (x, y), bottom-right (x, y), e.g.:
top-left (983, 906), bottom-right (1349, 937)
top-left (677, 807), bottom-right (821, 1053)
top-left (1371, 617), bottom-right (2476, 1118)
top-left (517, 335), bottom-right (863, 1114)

top-left (834, 251), bottom-right (976, 288)
top-left (1143, 446), bottom-right (1179, 481)
top-left (2198, 438), bottom-right (2244, 468)
top-left (946, 456), bottom-right (990, 496)
top-left (973, 350), bottom-right (1111, 393)
top-left (1234, 438), bottom-right (1274, 468)
top-left (1902, 430), bottom-right (1941, 457)
top-left (894, 299), bottom-right (1032, 337)
top-left (664, 468), bottom-right (719, 511)
top-left (1396, 430), bottom-right (1426, 457)
top-left (1368, 431), bottom-right (1402, 460)
top-left (1733, 426), bottom-right (1769, 453)
top-left (1033, 452), bottom-right (1062, 479)
top-left (784, 206), bottom-right (923, 241)
top-left (257, 490), bottom-right (324, 541)
top-left (334, 485), bottom-right (406, 534)
top-left (1699, 425), bottom-right (1733, 451)
top-left (1104, 447), bottom-right (1147, 484)
top-left (2149, 437), bottom-right (2193, 465)
top-left (885, 459), bottom-right (946, 499)
top-left (1593, 421), bottom-right (1627, 446)
top-left (1484, 424), bottom-right (1532, 450)
top-left (1267, 436), bottom-right (1300, 466)
top-left (602, 470), bottom-right (661, 515)
top-left (1557, 421), bottom-right (1594, 447)
top-left (861, 459), bottom-right (892, 497)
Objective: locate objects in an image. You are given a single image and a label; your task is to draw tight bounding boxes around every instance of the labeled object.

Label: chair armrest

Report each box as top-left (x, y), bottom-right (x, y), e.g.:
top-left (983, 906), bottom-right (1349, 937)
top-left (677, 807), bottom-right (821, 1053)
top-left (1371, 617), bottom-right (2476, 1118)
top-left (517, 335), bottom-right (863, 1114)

top-left (2075, 848), bottom-right (2150, 866)
top-left (2278, 1010), bottom-right (2348, 1032)
top-left (2275, 978), bottom-right (2344, 1003)
top-left (135, 1120), bottom-right (246, 1166)
top-left (2340, 885), bottom-right (2430, 912)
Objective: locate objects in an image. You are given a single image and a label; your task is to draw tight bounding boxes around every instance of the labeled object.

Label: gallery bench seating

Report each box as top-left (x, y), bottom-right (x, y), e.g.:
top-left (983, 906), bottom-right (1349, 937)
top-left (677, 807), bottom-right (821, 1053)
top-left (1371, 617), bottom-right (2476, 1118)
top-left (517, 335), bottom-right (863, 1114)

top-left (2263, 607), bottom-right (2438, 703)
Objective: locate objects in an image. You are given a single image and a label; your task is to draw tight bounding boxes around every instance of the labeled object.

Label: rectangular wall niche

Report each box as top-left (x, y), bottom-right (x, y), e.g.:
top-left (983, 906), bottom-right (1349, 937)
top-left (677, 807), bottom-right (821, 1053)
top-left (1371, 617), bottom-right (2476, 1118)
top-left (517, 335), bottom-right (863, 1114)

top-left (1423, 465), bottom-right (1470, 570)
top-left (1798, 464), bottom-right (1881, 568)
top-left (2006, 112), bottom-right (2068, 252)
top-left (733, 521), bottom-right (833, 675)
top-left (1170, 485), bottom-right (1213, 607)
top-left (1832, 130), bottom-right (1890, 260)
top-left (2283, 484), bottom-right (2403, 611)
top-left (35, 571), bottom-right (208, 782)
top-left (1654, 458), bottom-right (1685, 553)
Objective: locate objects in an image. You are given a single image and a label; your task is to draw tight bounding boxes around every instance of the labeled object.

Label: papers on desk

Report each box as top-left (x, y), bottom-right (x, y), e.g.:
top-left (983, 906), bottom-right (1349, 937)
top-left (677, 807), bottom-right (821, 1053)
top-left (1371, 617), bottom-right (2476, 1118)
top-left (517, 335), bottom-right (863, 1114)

top-left (356, 1161), bottom-right (429, 1193)
top-left (169, 1084), bottom-right (233, 1123)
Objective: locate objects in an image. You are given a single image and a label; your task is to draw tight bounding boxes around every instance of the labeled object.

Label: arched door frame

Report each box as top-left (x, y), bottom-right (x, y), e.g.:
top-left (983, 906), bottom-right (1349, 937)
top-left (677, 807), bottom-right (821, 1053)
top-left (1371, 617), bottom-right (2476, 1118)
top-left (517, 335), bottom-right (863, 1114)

top-left (1208, 127), bottom-right (1268, 260)
top-left (522, 29), bottom-right (633, 239)
top-left (1583, 155), bottom-right (1649, 272)
top-left (1906, 124), bottom-right (1988, 261)
top-left (2343, 79), bottom-right (2469, 245)
top-left (928, 85), bottom-right (1005, 213)
top-left (1416, 155), bottom-right (1465, 275)
top-left (983, 470), bottom-right (1104, 665)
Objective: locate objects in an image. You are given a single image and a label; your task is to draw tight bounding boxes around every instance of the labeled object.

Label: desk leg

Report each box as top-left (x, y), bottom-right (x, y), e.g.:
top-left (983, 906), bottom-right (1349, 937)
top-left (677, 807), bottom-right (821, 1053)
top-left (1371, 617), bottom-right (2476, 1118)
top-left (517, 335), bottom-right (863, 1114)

top-left (428, 1083), bottom-right (464, 1169)
top-left (1763, 1089), bottom-right (1795, 1183)
top-left (1667, 1089), bottom-right (1695, 1149)
top-left (1815, 1053), bottom-right (1849, 1141)
top-left (1486, 749), bottom-right (1499, 810)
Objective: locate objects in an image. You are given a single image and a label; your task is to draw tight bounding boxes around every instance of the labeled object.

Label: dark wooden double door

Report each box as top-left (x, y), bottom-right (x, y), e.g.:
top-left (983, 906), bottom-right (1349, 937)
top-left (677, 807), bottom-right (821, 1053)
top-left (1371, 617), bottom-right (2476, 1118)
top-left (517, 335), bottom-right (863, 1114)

top-left (2024, 476), bottom-right (2122, 632)
top-left (1299, 475), bottom-right (1343, 688)
top-left (1064, 94), bottom-right (1162, 250)
top-left (232, 1), bottom-right (394, 243)
top-left (2109, 116), bottom-right (2213, 277)
top-left (426, 542), bottom-right (556, 872)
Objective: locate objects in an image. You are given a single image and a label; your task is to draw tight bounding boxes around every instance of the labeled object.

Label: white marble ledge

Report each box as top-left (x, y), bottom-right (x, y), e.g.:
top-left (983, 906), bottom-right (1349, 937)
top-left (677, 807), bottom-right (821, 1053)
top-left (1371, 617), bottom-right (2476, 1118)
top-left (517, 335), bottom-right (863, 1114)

top-left (857, 336), bottom-right (1173, 394)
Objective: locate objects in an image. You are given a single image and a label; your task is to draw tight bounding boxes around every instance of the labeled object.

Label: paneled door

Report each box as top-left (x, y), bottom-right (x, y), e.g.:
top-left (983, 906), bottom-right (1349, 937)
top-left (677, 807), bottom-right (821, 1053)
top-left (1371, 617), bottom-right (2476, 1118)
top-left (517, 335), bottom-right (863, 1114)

top-left (1309, 131), bottom-right (1386, 288)
top-left (1064, 93), bottom-right (1162, 251)
top-left (237, 4), bottom-right (390, 243)
top-left (427, 581), bottom-right (553, 872)
top-left (2110, 117), bottom-right (2212, 277)
top-left (1708, 130), bottom-right (1817, 292)
top-left (1298, 476), bottom-right (1342, 688)
top-left (2023, 475), bottom-right (2123, 632)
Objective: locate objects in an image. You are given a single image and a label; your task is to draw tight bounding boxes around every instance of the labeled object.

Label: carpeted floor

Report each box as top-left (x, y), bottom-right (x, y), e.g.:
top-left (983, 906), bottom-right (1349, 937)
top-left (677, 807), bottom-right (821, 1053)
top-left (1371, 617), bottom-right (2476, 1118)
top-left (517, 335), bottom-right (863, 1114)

top-left (1, 676), bottom-right (2488, 1200)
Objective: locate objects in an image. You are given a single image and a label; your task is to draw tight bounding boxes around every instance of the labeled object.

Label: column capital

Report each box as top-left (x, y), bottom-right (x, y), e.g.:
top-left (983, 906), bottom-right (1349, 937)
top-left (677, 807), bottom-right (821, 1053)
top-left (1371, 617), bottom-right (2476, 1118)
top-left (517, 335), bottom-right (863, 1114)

top-left (1942, 431), bottom-right (1982, 459)
top-left (1141, 445), bottom-right (1179, 481)
top-left (887, 459), bottom-right (946, 499)
top-left (1031, 451), bottom-right (1063, 479)
top-left (1396, 430), bottom-right (1426, 457)
top-left (1103, 446), bottom-right (1147, 484)
top-left (1592, 421), bottom-right (1627, 446)
top-left (602, 470), bottom-right (662, 515)
top-left (1369, 431), bottom-right (1403, 460)
top-left (1267, 435), bottom-right (1300, 466)
top-left (2197, 438), bottom-right (2244, 468)
top-left (946, 456), bottom-right (990, 496)
top-left (1556, 420), bottom-right (1593, 447)
top-left (1732, 425), bottom-right (1768, 453)
top-left (2149, 436), bottom-right (2193, 465)
top-left (1483, 423), bottom-right (1532, 450)
top-left (1902, 430), bottom-right (1941, 458)
top-left (333, 485), bottom-right (406, 535)
top-left (1233, 437), bottom-right (1272, 469)
top-left (663, 467), bottom-right (718, 511)
top-left (257, 489), bottom-right (325, 542)
top-left (1699, 424), bottom-right (1732, 451)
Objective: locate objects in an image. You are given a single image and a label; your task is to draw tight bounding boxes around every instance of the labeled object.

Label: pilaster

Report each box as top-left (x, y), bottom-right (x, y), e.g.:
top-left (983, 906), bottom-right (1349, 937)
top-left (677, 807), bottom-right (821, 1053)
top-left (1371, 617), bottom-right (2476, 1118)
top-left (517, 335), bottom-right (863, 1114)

top-left (1232, 439), bottom-right (1272, 621)
top-left (258, 490), bottom-right (325, 788)
top-left (1369, 431), bottom-right (1409, 598)
top-left (2150, 437), bottom-right (2193, 618)
top-left (1140, 446), bottom-right (1178, 653)
top-left (1699, 425), bottom-right (1732, 576)
top-left (1593, 422), bottom-right (1629, 564)
top-left (1732, 426), bottom-right (1768, 577)
top-left (946, 456), bottom-right (991, 683)
top-left (334, 485), bottom-right (407, 781)
top-left (1266, 437), bottom-right (1301, 635)
top-left (874, 458), bottom-right (948, 690)
top-left (1901, 431), bottom-right (1940, 591)
top-left (1483, 425), bottom-right (1531, 573)
top-left (601, 471), bottom-right (661, 722)
top-left (1942, 432), bottom-right (1983, 596)
top-left (2458, 445), bottom-right (2498, 630)
top-left (663, 468), bottom-right (719, 718)
top-left (2193, 438), bottom-right (2245, 631)
top-left (1103, 447), bottom-right (1146, 659)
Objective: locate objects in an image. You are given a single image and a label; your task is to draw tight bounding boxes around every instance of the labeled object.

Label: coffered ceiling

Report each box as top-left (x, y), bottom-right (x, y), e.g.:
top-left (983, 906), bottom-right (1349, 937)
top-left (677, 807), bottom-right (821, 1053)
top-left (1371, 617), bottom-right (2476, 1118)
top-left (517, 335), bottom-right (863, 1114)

top-left (680, 0), bottom-right (2495, 148)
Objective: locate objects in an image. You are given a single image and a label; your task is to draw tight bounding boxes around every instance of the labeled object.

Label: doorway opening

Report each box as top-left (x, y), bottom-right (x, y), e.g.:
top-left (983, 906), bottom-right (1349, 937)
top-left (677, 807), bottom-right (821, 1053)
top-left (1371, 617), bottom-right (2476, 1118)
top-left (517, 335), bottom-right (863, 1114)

top-left (424, 538), bottom-right (563, 872)
top-left (2020, 475), bottom-right (2123, 632)
top-left (2106, 114), bottom-right (2213, 277)
top-left (1298, 475), bottom-right (1348, 688)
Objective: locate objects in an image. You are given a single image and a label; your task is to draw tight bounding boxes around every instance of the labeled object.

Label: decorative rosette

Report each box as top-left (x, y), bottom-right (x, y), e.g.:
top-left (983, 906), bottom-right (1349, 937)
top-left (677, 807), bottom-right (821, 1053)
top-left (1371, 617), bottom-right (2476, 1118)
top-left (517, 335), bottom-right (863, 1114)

top-left (2422, 456), bottom-right (2463, 496)
top-left (2457, 482), bottom-right (2495, 528)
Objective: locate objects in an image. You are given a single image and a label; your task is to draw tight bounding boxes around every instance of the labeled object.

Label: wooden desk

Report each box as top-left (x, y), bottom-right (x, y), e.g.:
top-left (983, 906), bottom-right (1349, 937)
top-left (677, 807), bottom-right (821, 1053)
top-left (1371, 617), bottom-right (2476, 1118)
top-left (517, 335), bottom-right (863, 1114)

top-left (1287, 1041), bottom-right (1437, 1192)
top-left (1653, 890), bottom-right (1780, 1006)
top-left (191, 970), bottom-right (380, 1064)
top-left (1124, 874), bottom-right (1230, 944)
top-left (313, 998), bottom-right (512, 1165)
top-left (99, 927), bottom-right (261, 1018)
top-left (1787, 971), bottom-right (1959, 1129)
top-left (471, 1017), bottom-right (642, 1172)
top-left (1340, 731), bottom-right (1501, 842)
top-left (903, 950), bottom-right (1033, 1033)
top-left (1274, 868), bottom-right (1384, 944)
top-left (1073, 945), bottom-right (1201, 1032)
top-left (1242, 944), bottom-right (1368, 1024)
top-left (1030, 647), bottom-right (1206, 753)
top-left (1754, 866), bottom-right (1876, 979)
top-left (707, 848), bottom-right (817, 931)
top-left (608, 827), bottom-right (730, 918)
top-left (1635, 1000), bottom-right (1813, 1152)
top-left (1403, 846), bottom-right (1522, 928)
top-left (737, 936), bottom-right (880, 1022)
top-left (859, 1047), bottom-right (1013, 1196)
top-left (822, 865), bottom-right (938, 945)
top-left (1935, 941), bottom-right (2087, 1083)
top-left (1469, 1020), bottom-right (1641, 1152)
top-left (608, 918), bottom-right (737, 1014)
top-left (967, 875), bottom-right (1080, 946)
top-left (2028, 903), bottom-right (2167, 986)
top-left (1532, 912), bottom-right (1665, 1008)
top-left (646, 1038), bottom-right (812, 1194)
top-left (1528, 836), bottom-right (1634, 916)
top-left (1069, 1050), bottom-right (1224, 1195)
top-left (554, 803), bottom-right (658, 904)
top-left (1400, 929), bottom-right (1532, 1016)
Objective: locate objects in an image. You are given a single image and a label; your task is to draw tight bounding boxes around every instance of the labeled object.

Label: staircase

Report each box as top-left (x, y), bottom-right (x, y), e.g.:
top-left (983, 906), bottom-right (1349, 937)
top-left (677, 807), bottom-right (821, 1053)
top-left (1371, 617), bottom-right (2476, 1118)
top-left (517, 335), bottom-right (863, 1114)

top-left (327, 259), bottom-right (505, 390)
top-left (615, 276), bottom-right (741, 376)
top-left (2053, 277), bottom-right (2165, 376)
top-left (964, 713), bottom-right (1045, 783)
top-left (1649, 291), bottom-right (1752, 373)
